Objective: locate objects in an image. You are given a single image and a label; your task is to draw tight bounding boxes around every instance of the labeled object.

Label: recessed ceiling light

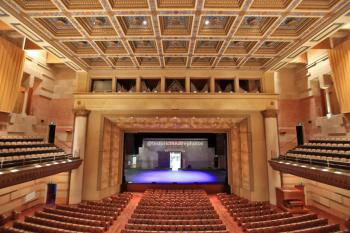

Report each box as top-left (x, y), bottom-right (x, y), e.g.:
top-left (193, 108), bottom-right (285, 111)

top-left (205, 20), bottom-right (210, 25)
top-left (142, 20), bottom-right (147, 25)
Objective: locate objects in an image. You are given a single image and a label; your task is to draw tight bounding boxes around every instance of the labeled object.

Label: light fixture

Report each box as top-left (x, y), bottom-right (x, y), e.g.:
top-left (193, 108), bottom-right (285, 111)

top-left (334, 171), bottom-right (342, 174)
top-left (10, 169), bottom-right (19, 173)
top-left (142, 20), bottom-right (147, 25)
top-left (0, 172), bottom-right (3, 175)
top-left (322, 168), bottom-right (329, 172)
top-left (34, 164), bottom-right (42, 168)
top-left (53, 162), bottom-right (58, 165)
top-left (205, 20), bottom-right (210, 25)
top-left (311, 167), bottom-right (316, 169)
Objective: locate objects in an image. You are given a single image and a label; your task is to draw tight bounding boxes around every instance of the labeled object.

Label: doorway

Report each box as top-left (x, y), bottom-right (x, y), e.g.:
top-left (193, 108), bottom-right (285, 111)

top-left (170, 152), bottom-right (181, 171)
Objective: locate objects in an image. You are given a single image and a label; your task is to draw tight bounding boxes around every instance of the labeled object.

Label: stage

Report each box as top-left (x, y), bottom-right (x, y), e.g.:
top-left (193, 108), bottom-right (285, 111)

top-left (125, 169), bottom-right (226, 184)
top-left (124, 169), bottom-right (227, 193)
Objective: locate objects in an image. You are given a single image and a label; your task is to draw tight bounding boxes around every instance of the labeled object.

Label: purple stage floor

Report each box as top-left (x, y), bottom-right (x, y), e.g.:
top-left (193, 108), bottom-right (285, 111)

top-left (125, 169), bottom-right (226, 184)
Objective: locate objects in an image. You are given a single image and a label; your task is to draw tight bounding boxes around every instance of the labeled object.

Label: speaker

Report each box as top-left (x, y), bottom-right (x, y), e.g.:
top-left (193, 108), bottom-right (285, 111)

top-left (296, 123), bottom-right (304, 146)
top-left (48, 122), bottom-right (56, 144)
top-left (46, 183), bottom-right (57, 204)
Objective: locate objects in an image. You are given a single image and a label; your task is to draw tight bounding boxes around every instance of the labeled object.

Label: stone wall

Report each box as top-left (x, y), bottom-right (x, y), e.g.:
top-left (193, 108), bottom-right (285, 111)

top-left (0, 172), bottom-right (69, 215)
top-left (277, 49), bottom-right (350, 220)
top-left (0, 51), bottom-right (75, 215)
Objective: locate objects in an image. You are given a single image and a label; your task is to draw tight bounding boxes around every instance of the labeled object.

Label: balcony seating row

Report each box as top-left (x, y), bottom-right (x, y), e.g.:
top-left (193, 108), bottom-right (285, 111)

top-left (292, 148), bottom-right (350, 156)
top-left (0, 152), bottom-right (70, 169)
top-left (275, 136), bottom-right (350, 171)
top-left (285, 153), bottom-right (350, 163)
top-left (0, 192), bottom-right (133, 233)
top-left (0, 141), bottom-right (47, 147)
top-left (309, 137), bottom-right (350, 143)
top-left (303, 142), bottom-right (350, 149)
top-left (0, 136), bottom-right (42, 141)
top-left (217, 193), bottom-right (342, 233)
top-left (0, 136), bottom-right (71, 169)
top-left (0, 147), bottom-right (61, 156)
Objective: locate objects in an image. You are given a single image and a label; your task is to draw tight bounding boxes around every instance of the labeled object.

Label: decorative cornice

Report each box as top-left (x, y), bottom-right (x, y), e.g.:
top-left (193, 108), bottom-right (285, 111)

top-left (0, 159), bottom-right (82, 189)
top-left (113, 116), bottom-right (238, 130)
top-left (73, 108), bottom-right (90, 117)
top-left (262, 109), bottom-right (278, 118)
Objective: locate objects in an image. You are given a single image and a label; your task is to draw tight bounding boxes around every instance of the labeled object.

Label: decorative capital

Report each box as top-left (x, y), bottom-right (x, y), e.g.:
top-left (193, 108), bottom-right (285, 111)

top-left (73, 108), bottom-right (90, 117)
top-left (262, 109), bottom-right (278, 118)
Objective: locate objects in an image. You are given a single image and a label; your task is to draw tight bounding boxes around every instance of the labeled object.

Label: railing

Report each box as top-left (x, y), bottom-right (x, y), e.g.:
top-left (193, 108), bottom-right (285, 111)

top-left (277, 155), bottom-right (350, 171)
top-left (0, 154), bottom-right (73, 169)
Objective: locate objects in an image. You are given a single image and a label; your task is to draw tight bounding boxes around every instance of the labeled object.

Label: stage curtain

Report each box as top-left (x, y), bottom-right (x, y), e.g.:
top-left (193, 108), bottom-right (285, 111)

top-left (0, 37), bottom-right (25, 113)
top-left (328, 39), bottom-right (350, 113)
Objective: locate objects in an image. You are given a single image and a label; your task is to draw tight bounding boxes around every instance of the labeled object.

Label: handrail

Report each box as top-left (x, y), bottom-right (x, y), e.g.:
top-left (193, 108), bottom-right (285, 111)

top-left (0, 154), bottom-right (73, 170)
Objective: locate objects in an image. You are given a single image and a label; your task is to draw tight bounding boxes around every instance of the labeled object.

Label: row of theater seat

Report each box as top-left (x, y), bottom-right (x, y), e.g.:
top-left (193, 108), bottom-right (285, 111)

top-left (0, 136), bottom-right (72, 169)
top-left (282, 153), bottom-right (350, 170)
top-left (1, 152), bottom-right (66, 162)
top-left (285, 153), bottom-right (350, 162)
top-left (0, 192), bottom-right (132, 233)
top-left (0, 147), bottom-right (61, 156)
top-left (0, 152), bottom-right (70, 169)
top-left (309, 137), bottom-right (350, 143)
top-left (303, 142), bottom-right (350, 148)
top-left (0, 136), bottom-right (42, 140)
top-left (122, 189), bottom-right (228, 233)
top-left (292, 148), bottom-right (350, 156)
top-left (276, 136), bottom-right (350, 171)
top-left (217, 193), bottom-right (345, 233)
top-left (0, 141), bottom-right (47, 146)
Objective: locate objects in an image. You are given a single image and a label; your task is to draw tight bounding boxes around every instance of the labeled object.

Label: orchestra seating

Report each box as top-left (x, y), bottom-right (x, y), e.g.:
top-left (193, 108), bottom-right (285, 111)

top-left (0, 192), bottom-right (132, 233)
top-left (122, 189), bottom-right (229, 233)
top-left (278, 137), bottom-right (350, 170)
top-left (0, 136), bottom-right (71, 169)
top-left (217, 193), bottom-right (345, 233)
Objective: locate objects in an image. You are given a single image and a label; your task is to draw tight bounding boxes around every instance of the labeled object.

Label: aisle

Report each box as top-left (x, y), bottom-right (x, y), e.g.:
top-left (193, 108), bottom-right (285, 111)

top-left (109, 193), bottom-right (142, 233)
top-left (209, 195), bottom-right (242, 233)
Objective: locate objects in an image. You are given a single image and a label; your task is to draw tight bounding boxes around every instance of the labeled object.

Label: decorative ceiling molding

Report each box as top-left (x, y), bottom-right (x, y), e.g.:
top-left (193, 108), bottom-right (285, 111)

top-left (0, 0), bottom-right (349, 70)
top-left (112, 116), bottom-right (240, 130)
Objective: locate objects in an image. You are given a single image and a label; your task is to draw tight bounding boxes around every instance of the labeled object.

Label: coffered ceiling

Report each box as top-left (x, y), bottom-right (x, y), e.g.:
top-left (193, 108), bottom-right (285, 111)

top-left (0, 0), bottom-right (349, 71)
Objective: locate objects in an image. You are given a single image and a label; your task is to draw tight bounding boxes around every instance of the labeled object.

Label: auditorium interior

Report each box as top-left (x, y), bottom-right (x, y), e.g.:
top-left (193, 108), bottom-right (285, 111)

top-left (1, 0), bottom-right (350, 232)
